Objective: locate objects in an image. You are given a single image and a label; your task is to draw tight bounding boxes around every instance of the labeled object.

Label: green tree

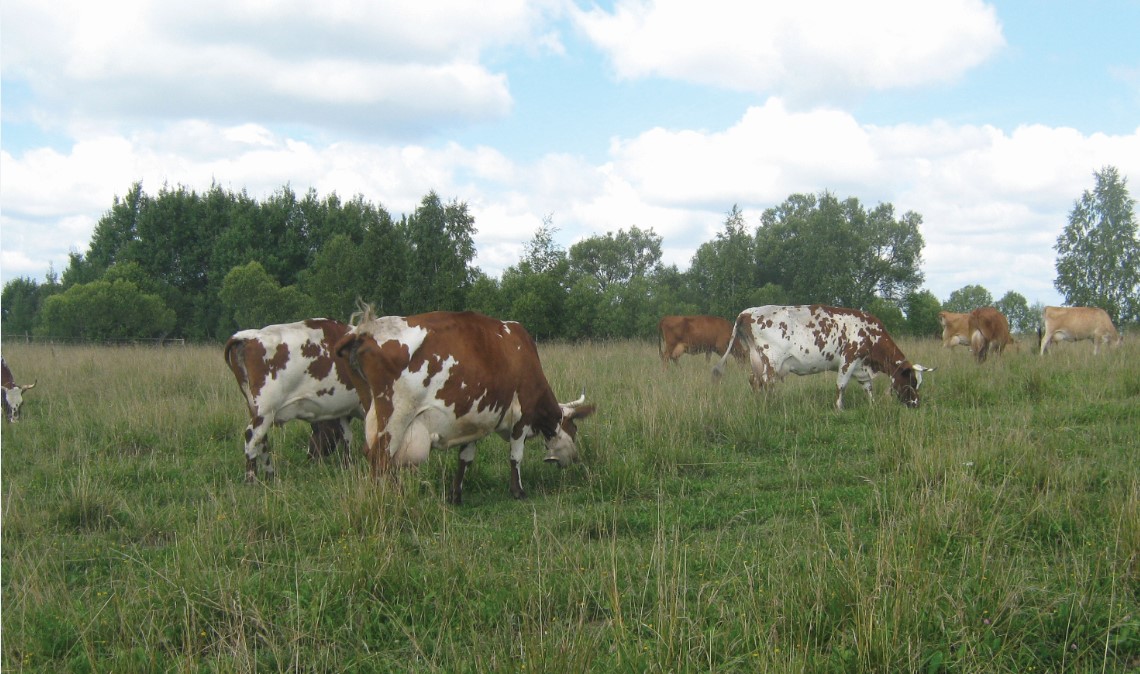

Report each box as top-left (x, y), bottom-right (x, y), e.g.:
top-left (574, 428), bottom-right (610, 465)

top-left (1054, 166), bottom-right (1139, 324)
top-left (219, 262), bottom-right (314, 331)
top-left (38, 279), bottom-right (175, 341)
top-left (904, 289), bottom-right (942, 337)
top-left (499, 221), bottom-right (570, 339)
top-left (402, 192), bottom-right (477, 313)
top-left (568, 226), bottom-right (664, 338)
top-left (943, 285), bottom-right (993, 314)
top-left (994, 290), bottom-right (1031, 333)
top-left (755, 192), bottom-right (924, 308)
top-left (1, 277), bottom-right (43, 335)
top-left (86, 181), bottom-right (146, 270)
top-left (688, 205), bottom-right (756, 318)
top-left (464, 272), bottom-right (505, 319)
top-left (867, 297), bottom-right (905, 337)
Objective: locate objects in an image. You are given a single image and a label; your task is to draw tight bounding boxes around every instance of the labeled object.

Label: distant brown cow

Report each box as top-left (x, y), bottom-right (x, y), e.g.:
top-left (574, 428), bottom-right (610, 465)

top-left (968, 307), bottom-right (1014, 363)
top-left (938, 311), bottom-right (971, 349)
top-left (1038, 306), bottom-right (1122, 355)
top-left (658, 315), bottom-right (743, 369)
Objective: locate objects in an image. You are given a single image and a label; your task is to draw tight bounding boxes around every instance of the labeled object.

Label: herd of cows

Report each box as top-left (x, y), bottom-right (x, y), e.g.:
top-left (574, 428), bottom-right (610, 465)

top-left (0, 303), bottom-right (1124, 504)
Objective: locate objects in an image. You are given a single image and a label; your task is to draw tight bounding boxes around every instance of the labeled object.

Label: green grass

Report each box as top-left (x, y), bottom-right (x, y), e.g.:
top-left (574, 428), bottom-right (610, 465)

top-left (2, 338), bottom-right (1138, 672)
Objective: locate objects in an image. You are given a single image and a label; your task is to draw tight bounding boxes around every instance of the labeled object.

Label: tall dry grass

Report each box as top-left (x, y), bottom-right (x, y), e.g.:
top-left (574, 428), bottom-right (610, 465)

top-left (2, 336), bottom-right (1137, 672)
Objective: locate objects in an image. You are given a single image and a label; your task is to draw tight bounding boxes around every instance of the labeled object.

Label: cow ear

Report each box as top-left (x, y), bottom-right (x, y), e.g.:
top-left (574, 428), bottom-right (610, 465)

top-left (566, 403), bottom-right (596, 420)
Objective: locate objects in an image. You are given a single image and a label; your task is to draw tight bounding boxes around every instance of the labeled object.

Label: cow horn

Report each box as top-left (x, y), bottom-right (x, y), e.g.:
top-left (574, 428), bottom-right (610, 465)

top-left (22, 380), bottom-right (36, 391)
top-left (564, 389), bottom-right (586, 407)
top-left (912, 364), bottom-right (933, 388)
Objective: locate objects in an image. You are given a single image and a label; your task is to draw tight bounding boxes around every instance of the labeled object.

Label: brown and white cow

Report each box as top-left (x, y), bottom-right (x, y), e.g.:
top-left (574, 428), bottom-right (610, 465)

top-left (1038, 306), bottom-right (1122, 355)
top-left (658, 315), bottom-right (744, 369)
top-left (2, 357), bottom-right (36, 422)
top-left (938, 311), bottom-right (972, 349)
top-left (334, 307), bottom-right (596, 504)
top-left (713, 305), bottom-right (933, 410)
top-left (224, 319), bottom-right (363, 482)
top-left (968, 306), bottom-right (1015, 363)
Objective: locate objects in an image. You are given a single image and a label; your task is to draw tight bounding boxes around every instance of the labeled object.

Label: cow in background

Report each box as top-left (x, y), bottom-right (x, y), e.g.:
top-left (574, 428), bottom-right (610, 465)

top-left (335, 307), bottom-right (596, 504)
top-left (2, 357), bottom-right (36, 422)
top-left (224, 319), bottom-right (363, 482)
top-left (658, 315), bottom-right (744, 369)
top-left (968, 307), bottom-right (1015, 363)
top-left (713, 305), bottom-right (933, 410)
top-left (938, 311), bottom-right (972, 349)
top-left (1038, 306), bottom-right (1122, 355)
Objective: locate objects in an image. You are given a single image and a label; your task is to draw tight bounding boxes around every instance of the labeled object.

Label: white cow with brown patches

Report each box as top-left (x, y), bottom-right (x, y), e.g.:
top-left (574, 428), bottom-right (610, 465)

top-left (224, 319), bottom-right (363, 482)
top-left (1038, 306), bottom-right (1122, 355)
top-left (334, 307), bottom-right (596, 504)
top-left (713, 304), bottom-right (933, 410)
top-left (2, 357), bottom-right (36, 422)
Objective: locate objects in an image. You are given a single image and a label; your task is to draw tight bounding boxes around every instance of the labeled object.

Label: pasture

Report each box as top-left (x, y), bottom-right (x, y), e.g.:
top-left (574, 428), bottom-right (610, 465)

top-left (1, 336), bottom-right (1138, 672)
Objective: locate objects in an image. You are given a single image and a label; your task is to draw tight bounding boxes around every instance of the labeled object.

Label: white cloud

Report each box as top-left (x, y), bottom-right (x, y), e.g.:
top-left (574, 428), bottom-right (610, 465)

top-left (574, 0), bottom-right (1004, 104)
top-left (0, 0), bottom-right (560, 138)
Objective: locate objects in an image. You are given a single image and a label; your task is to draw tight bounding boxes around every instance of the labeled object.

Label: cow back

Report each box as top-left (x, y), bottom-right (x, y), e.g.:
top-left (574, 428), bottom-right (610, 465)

top-left (343, 311), bottom-right (564, 440)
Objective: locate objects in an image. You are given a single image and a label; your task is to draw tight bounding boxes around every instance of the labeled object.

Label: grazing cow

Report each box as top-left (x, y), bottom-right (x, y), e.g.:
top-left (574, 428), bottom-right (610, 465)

top-left (658, 315), bottom-right (743, 369)
top-left (335, 307), bottom-right (596, 504)
top-left (1038, 306), bottom-right (1122, 355)
top-left (224, 319), bottom-right (363, 482)
top-left (968, 307), bottom-right (1014, 363)
top-left (2, 357), bottom-right (36, 422)
top-left (938, 311), bottom-right (972, 349)
top-left (713, 305), bottom-right (933, 410)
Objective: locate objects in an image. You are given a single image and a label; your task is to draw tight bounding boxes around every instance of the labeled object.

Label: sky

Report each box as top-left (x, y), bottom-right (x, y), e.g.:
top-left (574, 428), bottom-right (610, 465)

top-left (2, 0), bottom-right (1139, 308)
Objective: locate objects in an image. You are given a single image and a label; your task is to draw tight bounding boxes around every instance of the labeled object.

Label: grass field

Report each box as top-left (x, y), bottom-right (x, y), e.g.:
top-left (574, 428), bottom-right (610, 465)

top-left (1, 336), bottom-right (1138, 672)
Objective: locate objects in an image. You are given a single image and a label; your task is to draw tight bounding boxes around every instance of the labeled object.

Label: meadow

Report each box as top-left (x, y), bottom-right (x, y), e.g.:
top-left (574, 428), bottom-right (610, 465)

top-left (1, 335), bottom-right (1138, 673)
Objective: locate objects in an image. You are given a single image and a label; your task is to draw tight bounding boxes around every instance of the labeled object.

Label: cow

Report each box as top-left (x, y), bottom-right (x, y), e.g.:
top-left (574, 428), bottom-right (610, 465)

top-left (712, 305), bottom-right (933, 410)
top-left (938, 311), bottom-right (972, 349)
top-left (2, 357), bottom-right (36, 422)
top-left (658, 315), bottom-right (744, 369)
top-left (224, 319), bottom-right (363, 482)
top-left (334, 307), bottom-right (596, 504)
top-left (1038, 306), bottom-right (1122, 355)
top-left (967, 307), bottom-right (1015, 363)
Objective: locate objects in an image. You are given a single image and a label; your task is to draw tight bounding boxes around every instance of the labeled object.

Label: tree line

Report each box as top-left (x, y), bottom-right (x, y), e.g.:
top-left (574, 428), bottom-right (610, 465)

top-left (2, 167), bottom-right (1136, 343)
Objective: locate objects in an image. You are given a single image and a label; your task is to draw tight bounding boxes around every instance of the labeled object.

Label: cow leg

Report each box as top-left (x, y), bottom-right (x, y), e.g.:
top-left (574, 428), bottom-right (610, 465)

top-left (508, 436), bottom-right (527, 500)
top-left (748, 351), bottom-right (776, 392)
top-left (835, 366), bottom-right (858, 411)
top-left (853, 366), bottom-right (874, 403)
top-left (1039, 331), bottom-right (1052, 355)
top-left (336, 417), bottom-right (354, 466)
top-left (308, 420), bottom-right (343, 459)
top-left (363, 405), bottom-right (393, 480)
top-left (451, 443), bottom-right (478, 505)
top-left (243, 415), bottom-right (274, 482)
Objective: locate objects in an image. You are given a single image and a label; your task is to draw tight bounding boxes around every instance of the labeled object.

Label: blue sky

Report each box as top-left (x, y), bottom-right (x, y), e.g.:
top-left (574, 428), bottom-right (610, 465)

top-left (2, 0), bottom-right (1139, 309)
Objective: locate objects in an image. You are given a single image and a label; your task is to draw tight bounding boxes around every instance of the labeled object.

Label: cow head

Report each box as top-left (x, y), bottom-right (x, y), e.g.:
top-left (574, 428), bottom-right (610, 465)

top-left (892, 364), bottom-right (933, 409)
top-left (2, 381), bottom-right (36, 422)
top-left (543, 393), bottom-right (597, 467)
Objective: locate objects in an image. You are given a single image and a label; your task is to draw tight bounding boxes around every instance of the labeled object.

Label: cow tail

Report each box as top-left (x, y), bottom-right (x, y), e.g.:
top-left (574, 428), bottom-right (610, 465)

top-left (712, 319), bottom-right (742, 380)
top-left (223, 338), bottom-right (255, 404)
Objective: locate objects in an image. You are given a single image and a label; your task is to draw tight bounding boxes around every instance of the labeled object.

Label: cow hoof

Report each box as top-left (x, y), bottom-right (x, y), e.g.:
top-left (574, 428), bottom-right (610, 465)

top-left (511, 490), bottom-right (527, 500)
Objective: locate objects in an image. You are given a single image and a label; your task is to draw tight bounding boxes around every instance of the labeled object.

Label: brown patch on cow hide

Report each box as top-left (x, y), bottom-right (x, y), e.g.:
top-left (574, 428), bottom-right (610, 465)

top-left (244, 340), bottom-right (269, 398)
top-left (267, 343), bottom-right (290, 379)
top-left (300, 339), bottom-right (322, 359)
